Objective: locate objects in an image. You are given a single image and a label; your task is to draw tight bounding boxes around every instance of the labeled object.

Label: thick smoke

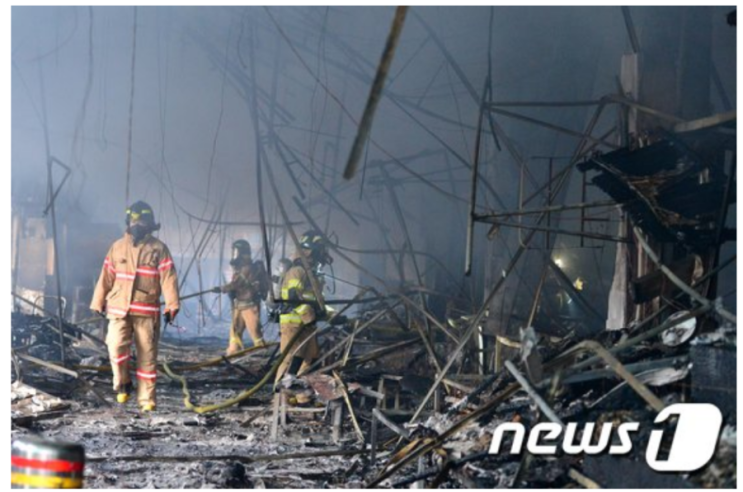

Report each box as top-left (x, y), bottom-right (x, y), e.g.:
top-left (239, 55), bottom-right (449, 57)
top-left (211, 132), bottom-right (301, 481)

top-left (11, 6), bottom-right (736, 331)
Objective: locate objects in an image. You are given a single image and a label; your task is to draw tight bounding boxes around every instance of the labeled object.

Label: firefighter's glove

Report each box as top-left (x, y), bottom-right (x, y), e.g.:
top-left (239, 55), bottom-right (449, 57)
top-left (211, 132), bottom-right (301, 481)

top-left (94, 309), bottom-right (107, 319)
top-left (164, 308), bottom-right (179, 324)
top-left (315, 308), bottom-right (328, 321)
top-left (212, 286), bottom-right (222, 294)
top-left (329, 314), bottom-right (348, 326)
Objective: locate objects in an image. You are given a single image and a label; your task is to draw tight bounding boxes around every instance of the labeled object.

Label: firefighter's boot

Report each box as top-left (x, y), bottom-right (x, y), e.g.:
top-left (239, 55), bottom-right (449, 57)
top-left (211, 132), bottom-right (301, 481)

top-left (116, 382), bottom-right (133, 404)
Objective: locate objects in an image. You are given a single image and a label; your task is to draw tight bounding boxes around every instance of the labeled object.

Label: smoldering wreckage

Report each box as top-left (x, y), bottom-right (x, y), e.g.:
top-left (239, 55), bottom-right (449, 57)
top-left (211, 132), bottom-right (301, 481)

top-left (10, 6), bottom-right (737, 489)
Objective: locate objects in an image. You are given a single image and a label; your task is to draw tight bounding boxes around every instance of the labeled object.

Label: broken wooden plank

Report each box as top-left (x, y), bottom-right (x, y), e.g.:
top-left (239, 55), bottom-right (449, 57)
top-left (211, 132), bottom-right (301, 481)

top-left (333, 371), bottom-right (365, 443)
top-left (372, 407), bottom-right (411, 439)
top-left (343, 6), bottom-right (408, 180)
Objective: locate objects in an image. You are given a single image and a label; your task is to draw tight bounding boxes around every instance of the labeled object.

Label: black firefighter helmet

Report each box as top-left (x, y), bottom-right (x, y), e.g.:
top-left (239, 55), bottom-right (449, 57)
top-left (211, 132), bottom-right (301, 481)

top-left (126, 201), bottom-right (158, 227)
top-left (126, 201), bottom-right (160, 242)
top-left (230, 239), bottom-right (252, 266)
top-left (298, 230), bottom-right (332, 266)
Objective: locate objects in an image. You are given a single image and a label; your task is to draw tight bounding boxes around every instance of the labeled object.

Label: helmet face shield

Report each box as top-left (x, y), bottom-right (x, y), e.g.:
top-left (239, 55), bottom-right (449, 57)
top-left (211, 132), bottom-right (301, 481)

top-left (230, 240), bottom-right (251, 266)
top-left (126, 201), bottom-right (158, 242)
top-left (298, 230), bottom-right (332, 267)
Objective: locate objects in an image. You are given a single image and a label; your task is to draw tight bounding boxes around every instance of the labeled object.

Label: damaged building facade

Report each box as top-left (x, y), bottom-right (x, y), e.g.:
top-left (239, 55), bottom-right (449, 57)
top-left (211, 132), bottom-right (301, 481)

top-left (9, 5), bottom-right (737, 489)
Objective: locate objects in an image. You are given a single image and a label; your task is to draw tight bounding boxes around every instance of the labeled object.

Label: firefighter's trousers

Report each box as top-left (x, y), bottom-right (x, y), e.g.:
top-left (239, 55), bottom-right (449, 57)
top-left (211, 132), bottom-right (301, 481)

top-left (275, 322), bottom-right (319, 382)
top-left (227, 305), bottom-right (264, 355)
top-left (106, 315), bottom-right (160, 406)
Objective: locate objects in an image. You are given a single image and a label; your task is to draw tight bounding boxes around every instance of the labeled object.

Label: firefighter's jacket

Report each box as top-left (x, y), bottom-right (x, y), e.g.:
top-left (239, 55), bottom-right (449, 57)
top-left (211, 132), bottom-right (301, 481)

top-left (90, 233), bottom-right (180, 318)
top-left (222, 261), bottom-right (268, 310)
top-left (279, 263), bottom-right (324, 326)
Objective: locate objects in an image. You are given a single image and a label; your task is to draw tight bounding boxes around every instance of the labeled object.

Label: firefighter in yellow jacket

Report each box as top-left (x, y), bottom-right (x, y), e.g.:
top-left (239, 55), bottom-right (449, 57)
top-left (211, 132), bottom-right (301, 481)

top-left (90, 201), bottom-right (180, 412)
top-left (276, 230), bottom-right (332, 382)
top-left (217, 239), bottom-right (269, 355)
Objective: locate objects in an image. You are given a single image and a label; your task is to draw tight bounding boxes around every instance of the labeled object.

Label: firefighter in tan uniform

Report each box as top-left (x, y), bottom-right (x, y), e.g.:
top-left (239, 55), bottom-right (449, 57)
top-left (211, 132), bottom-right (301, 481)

top-left (216, 240), bottom-right (269, 355)
top-left (276, 231), bottom-right (332, 382)
top-left (90, 201), bottom-right (180, 412)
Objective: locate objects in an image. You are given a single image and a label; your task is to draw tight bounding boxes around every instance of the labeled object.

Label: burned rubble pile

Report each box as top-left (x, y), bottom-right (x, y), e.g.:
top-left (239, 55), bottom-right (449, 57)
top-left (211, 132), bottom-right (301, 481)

top-left (10, 292), bottom-right (737, 488)
top-left (12, 311), bottom-right (81, 365)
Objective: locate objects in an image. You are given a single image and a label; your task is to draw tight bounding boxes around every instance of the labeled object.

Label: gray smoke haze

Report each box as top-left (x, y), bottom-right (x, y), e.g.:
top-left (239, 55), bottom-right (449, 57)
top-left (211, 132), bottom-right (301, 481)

top-left (11, 6), bottom-right (736, 326)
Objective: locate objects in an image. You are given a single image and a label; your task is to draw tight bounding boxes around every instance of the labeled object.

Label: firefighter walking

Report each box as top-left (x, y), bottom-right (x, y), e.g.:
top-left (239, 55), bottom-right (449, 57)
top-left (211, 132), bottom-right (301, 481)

top-left (90, 201), bottom-right (180, 412)
top-left (216, 240), bottom-right (269, 355)
top-left (276, 230), bottom-right (332, 382)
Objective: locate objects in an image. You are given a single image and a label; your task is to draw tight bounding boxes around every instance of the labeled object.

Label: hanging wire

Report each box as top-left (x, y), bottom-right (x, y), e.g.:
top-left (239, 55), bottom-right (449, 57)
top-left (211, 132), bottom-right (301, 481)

top-left (124, 6), bottom-right (138, 206)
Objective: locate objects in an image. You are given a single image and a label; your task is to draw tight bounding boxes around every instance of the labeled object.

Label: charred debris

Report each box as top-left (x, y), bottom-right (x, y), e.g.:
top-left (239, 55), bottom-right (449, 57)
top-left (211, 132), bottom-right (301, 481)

top-left (11, 6), bottom-right (737, 489)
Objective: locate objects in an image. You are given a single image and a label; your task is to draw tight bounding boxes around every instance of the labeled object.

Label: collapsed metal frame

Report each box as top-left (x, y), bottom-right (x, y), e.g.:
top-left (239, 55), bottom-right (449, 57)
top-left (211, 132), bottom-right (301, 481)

top-left (13, 7), bottom-right (736, 487)
top-left (354, 8), bottom-right (737, 485)
top-left (459, 81), bottom-right (735, 360)
top-left (191, 6), bottom-right (737, 425)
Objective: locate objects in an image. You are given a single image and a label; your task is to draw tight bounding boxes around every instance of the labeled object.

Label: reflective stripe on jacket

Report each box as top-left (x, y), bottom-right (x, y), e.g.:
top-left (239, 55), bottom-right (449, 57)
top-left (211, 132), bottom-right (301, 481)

top-left (90, 232), bottom-right (180, 318)
top-left (279, 264), bottom-right (322, 325)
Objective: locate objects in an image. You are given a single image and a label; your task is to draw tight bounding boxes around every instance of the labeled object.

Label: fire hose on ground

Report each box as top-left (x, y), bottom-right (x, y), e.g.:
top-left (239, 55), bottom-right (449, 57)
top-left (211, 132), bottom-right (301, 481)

top-left (162, 324), bottom-right (310, 414)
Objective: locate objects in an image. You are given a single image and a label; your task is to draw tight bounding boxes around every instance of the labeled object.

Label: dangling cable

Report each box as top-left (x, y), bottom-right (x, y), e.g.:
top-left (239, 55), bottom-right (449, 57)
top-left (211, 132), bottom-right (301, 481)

top-left (124, 6), bottom-right (138, 205)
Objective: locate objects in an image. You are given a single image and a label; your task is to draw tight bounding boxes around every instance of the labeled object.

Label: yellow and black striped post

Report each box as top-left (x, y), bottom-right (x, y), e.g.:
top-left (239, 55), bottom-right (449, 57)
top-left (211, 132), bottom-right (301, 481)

top-left (11, 436), bottom-right (84, 489)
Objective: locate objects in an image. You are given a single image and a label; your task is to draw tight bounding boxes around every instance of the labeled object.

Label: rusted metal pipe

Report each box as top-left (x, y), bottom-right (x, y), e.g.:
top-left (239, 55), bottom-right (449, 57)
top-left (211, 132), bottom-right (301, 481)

top-left (465, 76), bottom-right (488, 276)
top-left (343, 6), bottom-right (408, 180)
top-left (479, 199), bottom-right (616, 219)
top-left (488, 106), bottom-right (620, 150)
top-left (480, 218), bottom-right (630, 243)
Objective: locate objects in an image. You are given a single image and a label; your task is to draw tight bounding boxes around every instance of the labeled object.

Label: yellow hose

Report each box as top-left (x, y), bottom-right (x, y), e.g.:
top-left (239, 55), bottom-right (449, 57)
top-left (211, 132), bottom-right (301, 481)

top-left (163, 325), bottom-right (308, 414)
top-left (175, 343), bottom-right (276, 371)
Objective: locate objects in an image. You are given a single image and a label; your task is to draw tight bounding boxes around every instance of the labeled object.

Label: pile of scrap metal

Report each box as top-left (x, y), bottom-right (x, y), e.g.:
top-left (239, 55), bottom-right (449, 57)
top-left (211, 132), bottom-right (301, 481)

top-left (11, 381), bottom-right (70, 426)
top-left (11, 311), bottom-right (80, 363)
top-left (9, 288), bottom-right (736, 488)
top-left (171, 285), bottom-right (734, 487)
top-left (344, 120), bottom-right (738, 488)
top-left (11, 307), bottom-right (114, 427)
top-left (357, 315), bottom-right (735, 488)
